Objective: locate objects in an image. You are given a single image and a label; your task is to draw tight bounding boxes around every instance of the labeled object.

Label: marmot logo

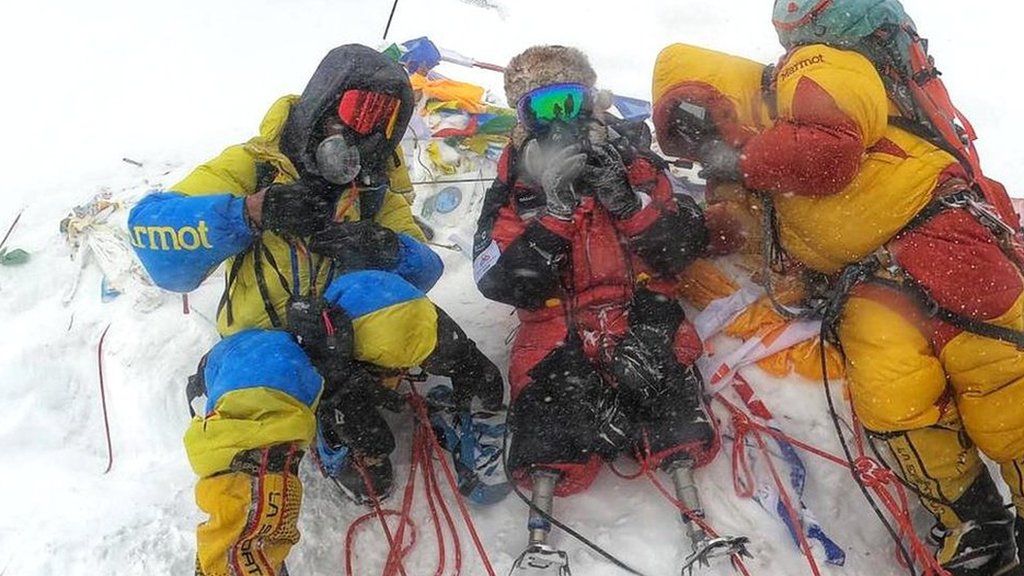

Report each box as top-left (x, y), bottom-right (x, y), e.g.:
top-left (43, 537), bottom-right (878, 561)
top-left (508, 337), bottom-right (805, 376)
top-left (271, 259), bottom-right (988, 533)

top-left (130, 221), bottom-right (213, 251)
top-left (779, 54), bottom-right (826, 80)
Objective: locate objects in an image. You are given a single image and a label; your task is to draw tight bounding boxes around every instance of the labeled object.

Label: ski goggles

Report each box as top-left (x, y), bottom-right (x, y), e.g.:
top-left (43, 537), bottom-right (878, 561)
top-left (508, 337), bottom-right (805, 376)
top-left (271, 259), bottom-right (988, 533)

top-left (670, 100), bottom-right (717, 159)
top-left (516, 83), bottom-right (589, 129)
top-left (337, 89), bottom-right (401, 138)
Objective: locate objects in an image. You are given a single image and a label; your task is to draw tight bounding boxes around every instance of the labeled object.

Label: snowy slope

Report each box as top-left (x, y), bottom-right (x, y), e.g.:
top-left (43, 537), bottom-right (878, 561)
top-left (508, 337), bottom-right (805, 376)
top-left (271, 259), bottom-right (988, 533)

top-left (1, 1), bottom-right (1022, 575)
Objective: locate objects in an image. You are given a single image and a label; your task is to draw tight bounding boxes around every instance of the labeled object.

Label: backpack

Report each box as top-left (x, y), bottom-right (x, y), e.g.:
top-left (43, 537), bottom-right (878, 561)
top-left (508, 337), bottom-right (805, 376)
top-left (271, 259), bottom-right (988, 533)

top-left (772, 0), bottom-right (1020, 234)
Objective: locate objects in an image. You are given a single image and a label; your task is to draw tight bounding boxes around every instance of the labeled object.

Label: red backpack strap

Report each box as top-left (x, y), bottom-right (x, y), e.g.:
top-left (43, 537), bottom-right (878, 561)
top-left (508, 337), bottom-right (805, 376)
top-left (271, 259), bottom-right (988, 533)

top-left (902, 27), bottom-right (1020, 231)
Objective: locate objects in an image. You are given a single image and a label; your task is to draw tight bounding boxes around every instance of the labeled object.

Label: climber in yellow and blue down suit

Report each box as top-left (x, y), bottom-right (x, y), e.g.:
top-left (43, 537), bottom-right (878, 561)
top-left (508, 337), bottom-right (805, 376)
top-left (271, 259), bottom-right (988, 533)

top-left (129, 44), bottom-right (504, 576)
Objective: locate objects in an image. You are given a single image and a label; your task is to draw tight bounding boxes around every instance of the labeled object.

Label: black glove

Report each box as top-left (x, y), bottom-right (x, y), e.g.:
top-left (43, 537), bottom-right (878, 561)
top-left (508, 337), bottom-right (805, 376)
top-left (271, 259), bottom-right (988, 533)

top-left (612, 290), bottom-right (686, 405)
top-left (421, 308), bottom-right (505, 411)
top-left (450, 356), bottom-right (504, 412)
top-left (697, 139), bottom-right (743, 182)
top-left (521, 139), bottom-right (587, 220)
top-left (308, 220), bottom-right (401, 272)
top-left (261, 181), bottom-right (333, 236)
top-left (583, 143), bottom-right (640, 219)
top-left (286, 296), bottom-right (354, 384)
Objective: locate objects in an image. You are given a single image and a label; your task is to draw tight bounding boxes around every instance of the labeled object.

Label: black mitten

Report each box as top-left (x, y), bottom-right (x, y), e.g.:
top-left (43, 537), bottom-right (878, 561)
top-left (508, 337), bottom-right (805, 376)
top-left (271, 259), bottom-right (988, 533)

top-left (309, 220), bottom-right (400, 271)
top-left (612, 290), bottom-right (686, 405)
top-left (316, 369), bottom-right (396, 459)
top-left (261, 181), bottom-right (333, 236)
top-left (286, 296), bottom-right (354, 384)
top-left (584, 143), bottom-right (640, 219)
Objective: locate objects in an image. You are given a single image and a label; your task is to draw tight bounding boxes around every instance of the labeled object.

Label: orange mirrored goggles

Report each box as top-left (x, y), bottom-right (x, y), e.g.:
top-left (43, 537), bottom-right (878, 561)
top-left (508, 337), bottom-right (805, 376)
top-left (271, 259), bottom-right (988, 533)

top-left (337, 90), bottom-right (401, 138)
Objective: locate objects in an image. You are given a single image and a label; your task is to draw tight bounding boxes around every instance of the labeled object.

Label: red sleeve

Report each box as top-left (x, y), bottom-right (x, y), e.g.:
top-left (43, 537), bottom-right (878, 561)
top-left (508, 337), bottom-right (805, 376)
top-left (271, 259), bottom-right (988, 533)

top-left (616, 159), bottom-right (708, 276)
top-left (473, 149), bottom-right (572, 309)
top-left (741, 76), bottom-right (864, 197)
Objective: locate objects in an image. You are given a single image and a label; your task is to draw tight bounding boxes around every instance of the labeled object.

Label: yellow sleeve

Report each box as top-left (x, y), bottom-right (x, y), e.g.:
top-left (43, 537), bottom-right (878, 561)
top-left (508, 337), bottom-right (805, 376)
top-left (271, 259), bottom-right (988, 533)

top-left (741, 44), bottom-right (890, 196)
top-left (171, 144), bottom-right (259, 198)
top-left (375, 190), bottom-right (427, 242)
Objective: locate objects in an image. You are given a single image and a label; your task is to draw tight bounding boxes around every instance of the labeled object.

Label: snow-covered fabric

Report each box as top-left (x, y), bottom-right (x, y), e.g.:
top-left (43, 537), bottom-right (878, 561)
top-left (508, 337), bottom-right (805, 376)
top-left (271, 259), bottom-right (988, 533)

top-left (324, 271), bottom-right (439, 368)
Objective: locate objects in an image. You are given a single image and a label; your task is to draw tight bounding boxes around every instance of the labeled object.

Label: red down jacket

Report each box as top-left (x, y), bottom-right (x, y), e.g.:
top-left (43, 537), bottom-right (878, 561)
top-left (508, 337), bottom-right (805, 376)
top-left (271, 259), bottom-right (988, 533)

top-left (472, 146), bottom-right (708, 398)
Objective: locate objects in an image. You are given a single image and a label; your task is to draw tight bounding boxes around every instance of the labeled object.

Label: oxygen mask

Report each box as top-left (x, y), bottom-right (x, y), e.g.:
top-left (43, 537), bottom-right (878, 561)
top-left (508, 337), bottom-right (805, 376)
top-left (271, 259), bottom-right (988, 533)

top-left (315, 135), bottom-right (362, 186)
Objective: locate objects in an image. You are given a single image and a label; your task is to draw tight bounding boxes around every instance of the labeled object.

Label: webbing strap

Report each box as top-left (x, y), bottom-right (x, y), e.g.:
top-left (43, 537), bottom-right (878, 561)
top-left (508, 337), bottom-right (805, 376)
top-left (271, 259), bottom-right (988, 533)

top-left (252, 239), bottom-right (284, 328)
top-left (216, 250), bottom-right (248, 327)
top-left (186, 353), bottom-right (210, 418)
top-left (933, 305), bottom-right (1024, 349)
top-left (870, 276), bottom-right (1024, 350)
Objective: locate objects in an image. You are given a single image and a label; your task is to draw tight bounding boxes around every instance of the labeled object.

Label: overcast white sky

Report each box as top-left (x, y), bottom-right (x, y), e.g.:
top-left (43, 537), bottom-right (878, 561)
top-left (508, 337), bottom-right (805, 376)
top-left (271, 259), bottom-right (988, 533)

top-left (1, 0), bottom-right (1019, 209)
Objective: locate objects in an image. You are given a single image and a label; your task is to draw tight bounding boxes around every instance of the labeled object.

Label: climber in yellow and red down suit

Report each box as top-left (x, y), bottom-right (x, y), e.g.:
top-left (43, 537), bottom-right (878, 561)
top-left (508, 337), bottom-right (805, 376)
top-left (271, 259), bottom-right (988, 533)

top-left (473, 45), bottom-right (717, 506)
top-left (129, 45), bottom-right (503, 576)
top-left (652, 31), bottom-right (1024, 576)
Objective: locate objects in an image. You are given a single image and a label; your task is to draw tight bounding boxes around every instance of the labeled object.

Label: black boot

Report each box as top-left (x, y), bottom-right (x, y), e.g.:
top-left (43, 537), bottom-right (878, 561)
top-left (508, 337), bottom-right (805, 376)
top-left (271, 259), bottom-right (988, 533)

top-left (939, 519), bottom-right (1019, 575)
top-left (333, 456), bottom-right (395, 506)
top-left (1016, 515), bottom-right (1024, 568)
top-left (938, 472), bottom-right (1020, 575)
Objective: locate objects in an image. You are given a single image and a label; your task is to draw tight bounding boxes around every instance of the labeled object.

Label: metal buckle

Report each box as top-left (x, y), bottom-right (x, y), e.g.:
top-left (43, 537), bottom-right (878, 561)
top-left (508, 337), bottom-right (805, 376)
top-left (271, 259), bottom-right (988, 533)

top-left (964, 195), bottom-right (1019, 237)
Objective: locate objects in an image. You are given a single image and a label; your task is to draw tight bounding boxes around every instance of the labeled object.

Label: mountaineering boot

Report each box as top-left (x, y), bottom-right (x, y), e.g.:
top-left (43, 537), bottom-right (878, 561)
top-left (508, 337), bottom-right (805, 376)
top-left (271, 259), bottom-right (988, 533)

top-left (878, 417), bottom-right (1019, 572)
top-left (937, 518), bottom-right (1019, 576)
top-left (332, 456), bottom-right (395, 506)
top-left (1016, 515), bottom-right (1024, 567)
top-left (931, 470), bottom-right (1019, 575)
top-left (511, 469), bottom-right (572, 576)
top-left (426, 384), bottom-right (512, 505)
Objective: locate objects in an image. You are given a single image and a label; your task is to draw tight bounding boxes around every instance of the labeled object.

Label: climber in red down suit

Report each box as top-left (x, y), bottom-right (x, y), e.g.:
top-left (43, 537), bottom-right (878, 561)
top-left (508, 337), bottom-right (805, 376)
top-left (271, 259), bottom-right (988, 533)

top-left (473, 45), bottom-right (718, 498)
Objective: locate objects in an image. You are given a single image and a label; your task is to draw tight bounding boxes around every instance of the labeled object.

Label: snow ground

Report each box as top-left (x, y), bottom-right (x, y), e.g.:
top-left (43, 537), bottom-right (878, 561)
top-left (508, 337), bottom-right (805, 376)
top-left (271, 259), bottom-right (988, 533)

top-left (1, 1), bottom-right (1022, 575)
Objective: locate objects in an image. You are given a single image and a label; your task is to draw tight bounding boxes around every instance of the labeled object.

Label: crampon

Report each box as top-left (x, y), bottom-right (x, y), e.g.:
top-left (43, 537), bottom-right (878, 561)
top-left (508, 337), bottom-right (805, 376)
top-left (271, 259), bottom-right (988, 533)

top-left (679, 534), bottom-right (752, 575)
top-left (510, 544), bottom-right (572, 576)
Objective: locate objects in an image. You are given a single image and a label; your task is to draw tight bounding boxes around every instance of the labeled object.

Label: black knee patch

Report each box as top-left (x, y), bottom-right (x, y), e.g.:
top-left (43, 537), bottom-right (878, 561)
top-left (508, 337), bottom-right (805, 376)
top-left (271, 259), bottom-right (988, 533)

top-left (508, 344), bottom-right (605, 471)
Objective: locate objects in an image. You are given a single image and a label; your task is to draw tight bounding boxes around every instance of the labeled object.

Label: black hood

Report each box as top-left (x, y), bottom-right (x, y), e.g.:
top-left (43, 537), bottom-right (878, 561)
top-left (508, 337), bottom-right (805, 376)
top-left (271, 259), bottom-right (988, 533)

top-left (280, 44), bottom-right (414, 181)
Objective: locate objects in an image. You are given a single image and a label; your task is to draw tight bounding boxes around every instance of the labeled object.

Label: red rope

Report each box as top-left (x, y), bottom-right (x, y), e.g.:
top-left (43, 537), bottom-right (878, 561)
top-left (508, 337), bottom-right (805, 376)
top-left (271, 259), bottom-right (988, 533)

top-left (718, 390), bottom-right (829, 575)
top-left (97, 323), bottom-right (114, 474)
top-left (643, 466), bottom-right (753, 576)
top-left (747, 419), bottom-right (821, 576)
top-left (719, 377), bottom-right (951, 576)
top-left (410, 391), bottom-right (497, 576)
top-left (420, 446), bottom-right (448, 576)
top-left (423, 438), bottom-right (462, 575)
top-left (344, 384), bottom-right (480, 576)
top-left (635, 433), bottom-right (753, 576)
top-left (848, 398), bottom-right (948, 575)
top-left (345, 511), bottom-right (416, 576)
top-left (384, 431), bottom-right (421, 576)
top-left (353, 457), bottom-right (410, 576)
